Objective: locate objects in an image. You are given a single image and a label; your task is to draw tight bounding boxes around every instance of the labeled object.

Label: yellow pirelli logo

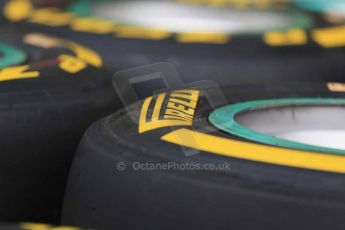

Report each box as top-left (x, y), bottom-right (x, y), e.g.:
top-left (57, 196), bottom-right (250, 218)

top-left (139, 90), bottom-right (200, 133)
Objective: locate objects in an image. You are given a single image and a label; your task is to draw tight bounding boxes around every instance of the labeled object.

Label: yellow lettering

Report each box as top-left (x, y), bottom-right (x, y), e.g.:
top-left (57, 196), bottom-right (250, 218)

top-left (0, 65), bottom-right (39, 82)
top-left (115, 26), bottom-right (171, 40)
top-left (167, 102), bottom-right (194, 116)
top-left (176, 32), bottom-right (229, 44)
top-left (20, 222), bottom-right (80, 230)
top-left (3, 0), bottom-right (33, 21)
top-left (58, 55), bottom-right (87, 74)
top-left (29, 8), bottom-right (74, 26)
top-left (70, 17), bottom-right (116, 34)
top-left (264, 28), bottom-right (307, 46)
top-left (312, 26), bottom-right (345, 48)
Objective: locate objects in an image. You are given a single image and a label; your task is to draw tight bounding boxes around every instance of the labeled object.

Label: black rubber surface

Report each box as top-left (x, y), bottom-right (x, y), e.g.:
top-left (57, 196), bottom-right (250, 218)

top-left (0, 57), bottom-right (119, 223)
top-left (62, 82), bottom-right (345, 230)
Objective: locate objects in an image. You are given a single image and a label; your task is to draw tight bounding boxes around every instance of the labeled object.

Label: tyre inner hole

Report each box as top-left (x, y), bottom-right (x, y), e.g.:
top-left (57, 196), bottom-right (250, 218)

top-left (235, 105), bottom-right (345, 150)
top-left (90, 1), bottom-right (311, 33)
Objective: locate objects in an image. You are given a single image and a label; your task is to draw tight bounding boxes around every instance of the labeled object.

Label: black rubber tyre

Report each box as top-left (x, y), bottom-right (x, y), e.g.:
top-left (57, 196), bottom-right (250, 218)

top-left (0, 54), bottom-right (119, 223)
top-left (63, 82), bottom-right (345, 230)
top-left (0, 5), bottom-right (120, 223)
top-left (3, 0), bottom-right (345, 85)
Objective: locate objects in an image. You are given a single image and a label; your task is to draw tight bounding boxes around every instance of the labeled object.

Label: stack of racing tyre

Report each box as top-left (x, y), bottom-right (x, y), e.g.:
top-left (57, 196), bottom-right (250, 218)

top-left (0, 0), bottom-right (345, 229)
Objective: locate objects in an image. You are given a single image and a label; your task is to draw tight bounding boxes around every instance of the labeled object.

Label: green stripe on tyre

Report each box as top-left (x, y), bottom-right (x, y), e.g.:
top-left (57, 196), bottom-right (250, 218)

top-left (0, 43), bottom-right (27, 68)
top-left (295, 0), bottom-right (345, 15)
top-left (209, 98), bottom-right (345, 155)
